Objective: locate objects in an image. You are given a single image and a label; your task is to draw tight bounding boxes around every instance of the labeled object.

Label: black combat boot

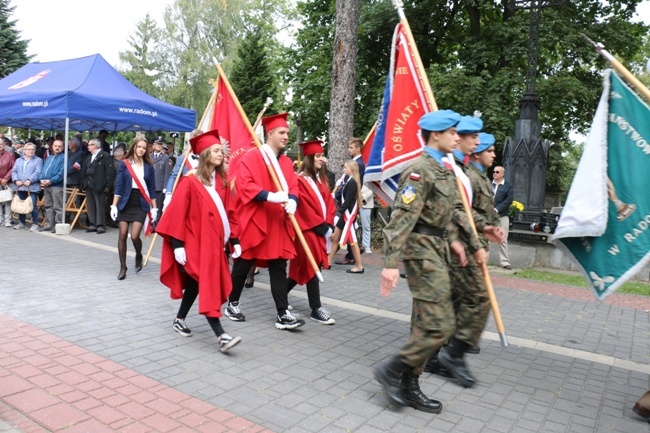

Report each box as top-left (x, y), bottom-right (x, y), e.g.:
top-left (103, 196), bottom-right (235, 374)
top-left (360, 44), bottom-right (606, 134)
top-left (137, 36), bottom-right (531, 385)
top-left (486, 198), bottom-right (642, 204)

top-left (374, 356), bottom-right (408, 407)
top-left (466, 345), bottom-right (481, 354)
top-left (437, 337), bottom-right (477, 388)
top-left (423, 350), bottom-right (453, 377)
top-left (400, 370), bottom-right (443, 413)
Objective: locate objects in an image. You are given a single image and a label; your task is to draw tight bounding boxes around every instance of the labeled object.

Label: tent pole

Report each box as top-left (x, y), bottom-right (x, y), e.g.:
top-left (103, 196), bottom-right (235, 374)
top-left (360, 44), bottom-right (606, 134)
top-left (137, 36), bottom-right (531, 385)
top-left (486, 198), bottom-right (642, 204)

top-left (61, 119), bottom-right (70, 233)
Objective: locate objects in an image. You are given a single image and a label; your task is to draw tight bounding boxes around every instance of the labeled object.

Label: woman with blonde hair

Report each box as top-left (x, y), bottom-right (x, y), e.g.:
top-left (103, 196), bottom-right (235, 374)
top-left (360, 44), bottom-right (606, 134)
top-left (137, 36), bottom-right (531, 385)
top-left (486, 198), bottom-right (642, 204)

top-left (156, 129), bottom-right (242, 353)
top-left (328, 160), bottom-right (364, 273)
top-left (111, 137), bottom-right (157, 280)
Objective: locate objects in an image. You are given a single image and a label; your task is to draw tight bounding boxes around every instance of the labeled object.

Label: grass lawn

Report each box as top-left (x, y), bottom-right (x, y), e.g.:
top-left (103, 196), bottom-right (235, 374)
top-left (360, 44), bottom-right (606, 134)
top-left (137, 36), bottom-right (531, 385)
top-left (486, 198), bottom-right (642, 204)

top-left (512, 268), bottom-right (650, 297)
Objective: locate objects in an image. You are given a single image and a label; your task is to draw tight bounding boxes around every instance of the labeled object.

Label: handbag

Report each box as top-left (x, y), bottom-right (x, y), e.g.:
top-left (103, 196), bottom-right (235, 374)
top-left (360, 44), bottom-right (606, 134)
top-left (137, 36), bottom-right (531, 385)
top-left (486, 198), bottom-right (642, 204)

top-left (0, 186), bottom-right (12, 203)
top-left (11, 191), bottom-right (33, 214)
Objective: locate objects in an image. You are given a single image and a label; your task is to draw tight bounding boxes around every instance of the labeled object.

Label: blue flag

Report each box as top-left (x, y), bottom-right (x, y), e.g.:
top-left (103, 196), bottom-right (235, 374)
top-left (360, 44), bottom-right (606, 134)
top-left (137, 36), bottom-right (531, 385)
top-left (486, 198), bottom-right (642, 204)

top-left (551, 70), bottom-right (650, 300)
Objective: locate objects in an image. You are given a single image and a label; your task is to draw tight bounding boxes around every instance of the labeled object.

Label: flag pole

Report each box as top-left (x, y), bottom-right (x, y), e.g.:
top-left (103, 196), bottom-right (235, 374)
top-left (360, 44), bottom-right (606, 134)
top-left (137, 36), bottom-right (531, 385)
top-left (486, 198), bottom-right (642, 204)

top-left (215, 64), bottom-right (325, 283)
top-left (392, 0), bottom-right (508, 347)
top-left (581, 34), bottom-right (650, 102)
top-left (143, 89), bottom-right (218, 267)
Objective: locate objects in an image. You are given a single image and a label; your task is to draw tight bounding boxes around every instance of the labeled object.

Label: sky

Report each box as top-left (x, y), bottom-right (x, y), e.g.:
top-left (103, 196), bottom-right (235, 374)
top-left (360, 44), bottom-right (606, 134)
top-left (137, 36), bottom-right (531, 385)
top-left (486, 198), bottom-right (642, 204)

top-left (9, 0), bottom-right (650, 70)
top-left (11, 0), bottom-right (174, 68)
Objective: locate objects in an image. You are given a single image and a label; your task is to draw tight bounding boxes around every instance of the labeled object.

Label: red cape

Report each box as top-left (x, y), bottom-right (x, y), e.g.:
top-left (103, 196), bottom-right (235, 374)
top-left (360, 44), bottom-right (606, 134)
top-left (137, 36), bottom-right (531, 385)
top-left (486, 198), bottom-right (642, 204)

top-left (235, 148), bottom-right (298, 263)
top-left (288, 174), bottom-right (336, 285)
top-left (156, 175), bottom-right (239, 318)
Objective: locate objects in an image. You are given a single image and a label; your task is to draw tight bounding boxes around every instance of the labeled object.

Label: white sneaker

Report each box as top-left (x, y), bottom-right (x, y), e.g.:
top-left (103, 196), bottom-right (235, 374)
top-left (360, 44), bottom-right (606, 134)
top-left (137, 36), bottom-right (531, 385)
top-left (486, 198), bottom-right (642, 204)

top-left (218, 334), bottom-right (241, 352)
top-left (365, 248), bottom-right (372, 254)
top-left (13, 223), bottom-right (25, 230)
top-left (29, 224), bottom-right (39, 233)
top-left (4, 221), bottom-right (11, 228)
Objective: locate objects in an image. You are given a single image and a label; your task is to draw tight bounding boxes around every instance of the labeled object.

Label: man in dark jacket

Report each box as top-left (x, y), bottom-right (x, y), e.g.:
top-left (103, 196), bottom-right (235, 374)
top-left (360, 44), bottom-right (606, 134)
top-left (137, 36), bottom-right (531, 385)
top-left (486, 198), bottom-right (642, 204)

top-left (82, 139), bottom-right (114, 234)
top-left (492, 166), bottom-right (514, 269)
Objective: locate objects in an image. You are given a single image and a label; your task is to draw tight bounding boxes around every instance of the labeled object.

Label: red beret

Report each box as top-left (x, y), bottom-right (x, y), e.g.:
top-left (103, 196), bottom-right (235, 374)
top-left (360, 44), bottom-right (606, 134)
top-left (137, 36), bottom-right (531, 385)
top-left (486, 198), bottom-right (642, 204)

top-left (299, 140), bottom-right (324, 156)
top-left (189, 129), bottom-right (220, 155)
top-left (262, 112), bottom-right (289, 132)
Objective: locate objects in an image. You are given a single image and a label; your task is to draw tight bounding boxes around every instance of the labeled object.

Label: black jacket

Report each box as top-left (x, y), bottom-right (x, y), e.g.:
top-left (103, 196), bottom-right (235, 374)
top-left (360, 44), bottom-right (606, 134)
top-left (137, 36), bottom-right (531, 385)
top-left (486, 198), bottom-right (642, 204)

top-left (82, 151), bottom-right (115, 193)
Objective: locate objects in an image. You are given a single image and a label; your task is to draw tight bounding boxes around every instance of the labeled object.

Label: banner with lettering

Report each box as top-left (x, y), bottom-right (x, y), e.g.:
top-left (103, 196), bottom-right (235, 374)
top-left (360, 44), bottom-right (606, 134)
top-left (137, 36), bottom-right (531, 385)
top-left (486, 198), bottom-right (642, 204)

top-left (198, 74), bottom-right (256, 181)
top-left (551, 69), bottom-right (650, 300)
top-left (364, 23), bottom-right (430, 205)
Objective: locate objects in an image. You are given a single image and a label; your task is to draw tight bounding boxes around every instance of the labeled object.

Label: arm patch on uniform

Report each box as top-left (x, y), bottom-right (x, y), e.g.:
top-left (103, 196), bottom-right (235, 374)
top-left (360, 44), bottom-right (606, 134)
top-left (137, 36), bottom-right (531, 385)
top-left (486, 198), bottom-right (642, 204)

top-left (409, 172), bottom-right (420, 181)
top-left (401, 185), bottom-right (416, 204)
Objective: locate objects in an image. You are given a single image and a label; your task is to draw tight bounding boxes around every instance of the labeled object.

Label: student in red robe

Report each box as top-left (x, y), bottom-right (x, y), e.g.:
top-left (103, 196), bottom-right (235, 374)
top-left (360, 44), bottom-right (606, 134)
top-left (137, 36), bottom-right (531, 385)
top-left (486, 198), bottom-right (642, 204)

top-left (287, 140), bottom-right (337, 324)
top-left (156, 129), bottom-right (242, 353)
top-left (223, 112), bottom-right (305, 330)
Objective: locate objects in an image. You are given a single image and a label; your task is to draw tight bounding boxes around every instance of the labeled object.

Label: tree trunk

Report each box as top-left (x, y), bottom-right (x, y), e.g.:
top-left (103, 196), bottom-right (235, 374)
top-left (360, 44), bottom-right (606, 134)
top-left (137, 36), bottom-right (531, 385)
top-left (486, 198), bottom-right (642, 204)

top-left (328, 0), bottom-right (360, 178)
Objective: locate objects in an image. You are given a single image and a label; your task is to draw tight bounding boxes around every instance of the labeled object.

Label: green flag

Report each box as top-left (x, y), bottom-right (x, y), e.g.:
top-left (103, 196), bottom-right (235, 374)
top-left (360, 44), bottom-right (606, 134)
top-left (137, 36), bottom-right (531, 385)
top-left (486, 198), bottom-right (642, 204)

top-left (551, 70), bottom-right (650, 300)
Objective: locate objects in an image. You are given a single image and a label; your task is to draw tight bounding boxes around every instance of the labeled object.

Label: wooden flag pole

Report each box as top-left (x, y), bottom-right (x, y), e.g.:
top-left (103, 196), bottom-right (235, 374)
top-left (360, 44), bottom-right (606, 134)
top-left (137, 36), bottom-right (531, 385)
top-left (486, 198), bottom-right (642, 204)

top-left (216, 64), bottom-right (324, 283)
top-left (143, 90), bottom-right (218, 267)
top-left (392, 0), bottom-right (508, 347)
top-left (582, 34), bottom-right (650, 102)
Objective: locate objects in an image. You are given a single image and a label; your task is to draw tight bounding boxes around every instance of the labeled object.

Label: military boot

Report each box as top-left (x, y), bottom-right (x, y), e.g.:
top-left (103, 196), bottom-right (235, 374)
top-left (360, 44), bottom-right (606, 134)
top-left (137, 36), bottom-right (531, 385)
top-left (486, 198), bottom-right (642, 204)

top-left (374, 356), bottom-right (408, 407)
top-left (437, 337), bottom-right (476, 388)
top-left (423, 350), bottom-right (453, 378)
top-left (400, 370), bottom-right (443, 413)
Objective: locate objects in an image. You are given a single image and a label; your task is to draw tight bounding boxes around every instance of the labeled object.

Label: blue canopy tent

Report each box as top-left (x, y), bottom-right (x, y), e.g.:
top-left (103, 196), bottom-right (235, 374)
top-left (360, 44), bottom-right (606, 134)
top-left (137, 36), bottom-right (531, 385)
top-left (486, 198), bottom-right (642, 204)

top-left (0, 54), bottom-right (196, 132)
top-left (0, 54), bottom-right (196, 230)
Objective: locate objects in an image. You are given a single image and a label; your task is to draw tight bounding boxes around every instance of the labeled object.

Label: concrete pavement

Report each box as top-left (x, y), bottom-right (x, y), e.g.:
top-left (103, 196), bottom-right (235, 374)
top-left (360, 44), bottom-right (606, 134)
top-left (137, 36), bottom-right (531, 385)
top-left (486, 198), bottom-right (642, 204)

top-left (1, 226), bottom-right (650, 432)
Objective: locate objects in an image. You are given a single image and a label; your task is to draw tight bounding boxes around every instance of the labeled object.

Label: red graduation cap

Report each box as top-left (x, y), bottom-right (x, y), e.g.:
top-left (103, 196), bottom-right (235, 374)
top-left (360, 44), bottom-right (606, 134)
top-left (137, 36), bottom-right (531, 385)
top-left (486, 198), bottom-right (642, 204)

top-left (299, 139), bottom-right (324, 156)
top-left (189, 129), bottom-right (220, 155)
top-left (262, 112), bottom-right (289, 132)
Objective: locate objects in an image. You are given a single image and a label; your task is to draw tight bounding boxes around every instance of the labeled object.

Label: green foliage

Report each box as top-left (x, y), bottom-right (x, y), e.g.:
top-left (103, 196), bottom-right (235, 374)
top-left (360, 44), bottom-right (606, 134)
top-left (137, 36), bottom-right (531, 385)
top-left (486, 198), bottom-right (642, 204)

top-left (119, 14), bottom-right (162, 98)
top-left (229, 27), bottom-right (281, 123)
top-left (0, 0), bottom-right (31, 78)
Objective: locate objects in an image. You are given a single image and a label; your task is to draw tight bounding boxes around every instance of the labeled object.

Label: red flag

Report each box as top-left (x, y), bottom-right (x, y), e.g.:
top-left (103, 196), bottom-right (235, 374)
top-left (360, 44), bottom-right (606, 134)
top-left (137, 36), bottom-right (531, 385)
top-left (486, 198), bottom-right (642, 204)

top-left (198, 74), bottom-right (256, 181)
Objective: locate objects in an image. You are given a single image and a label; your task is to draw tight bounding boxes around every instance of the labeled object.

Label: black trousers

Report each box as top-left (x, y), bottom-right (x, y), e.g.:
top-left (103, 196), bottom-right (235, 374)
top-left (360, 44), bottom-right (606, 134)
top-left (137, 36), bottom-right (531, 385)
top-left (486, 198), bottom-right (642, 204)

top-left (229, 257), bottom-right (289, 315)
top-left (287, 276), bottom-right (321, 310)
top-left (176, 274), bottom-right (225, 337)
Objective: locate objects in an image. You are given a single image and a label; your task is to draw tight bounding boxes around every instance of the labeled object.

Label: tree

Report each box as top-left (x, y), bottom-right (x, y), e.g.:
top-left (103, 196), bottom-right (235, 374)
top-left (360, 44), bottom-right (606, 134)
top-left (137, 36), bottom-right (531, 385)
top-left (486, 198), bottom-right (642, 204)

top-left (229, 26), bottom-right (281, 123)
top-left (328, 0), bottom-right (360, 176)
top-left (290, 0), bottom-right (649, 193)
top-left (0, 0), bottom-right (31, 78)
top-left (119, 14), bottom-right (162, 98)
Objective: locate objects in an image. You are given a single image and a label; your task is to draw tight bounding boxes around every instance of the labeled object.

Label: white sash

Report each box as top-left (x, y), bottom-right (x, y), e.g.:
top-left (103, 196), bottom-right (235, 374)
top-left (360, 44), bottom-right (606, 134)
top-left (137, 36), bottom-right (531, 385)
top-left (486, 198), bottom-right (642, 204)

top-left (203, 176), bottom-right (230, 245)
top-left (442, 156), bottom-right (473, 207)
top-left (260, 144), bottom-right (288, 193)
top-left (302, 174), bottom-right (326, 219)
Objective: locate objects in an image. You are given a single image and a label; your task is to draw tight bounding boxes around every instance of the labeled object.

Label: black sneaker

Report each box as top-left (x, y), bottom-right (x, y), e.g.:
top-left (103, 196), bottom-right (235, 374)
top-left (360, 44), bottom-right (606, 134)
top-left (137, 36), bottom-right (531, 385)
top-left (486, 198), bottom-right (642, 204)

top-left (275, 310), bottom-right (305, 330)
top-left (224, 301), bottom-right (245, 321)
top-left (218, 334), bottom-right (242, 352)
top-left (173, 318), bottom-right (192, 337)
top-left (310, 307), bottom-right (335, 325)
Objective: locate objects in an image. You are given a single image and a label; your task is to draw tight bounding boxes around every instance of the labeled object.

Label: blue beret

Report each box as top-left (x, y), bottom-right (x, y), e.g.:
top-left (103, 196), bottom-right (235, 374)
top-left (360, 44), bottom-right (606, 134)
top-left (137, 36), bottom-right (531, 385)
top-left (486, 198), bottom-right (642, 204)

top-left (473, 133), bottom-right (496, 154)
top-left (417, 110), bottom-right (461, 132)
top-left (456, 116), bottom-right (483, 134)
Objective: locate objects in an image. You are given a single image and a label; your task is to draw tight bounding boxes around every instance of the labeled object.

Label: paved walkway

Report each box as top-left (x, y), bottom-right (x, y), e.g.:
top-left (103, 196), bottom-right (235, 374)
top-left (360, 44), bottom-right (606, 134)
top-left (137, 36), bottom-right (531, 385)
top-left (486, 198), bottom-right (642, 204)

top-left (1, 226), bottom-right (650, 432)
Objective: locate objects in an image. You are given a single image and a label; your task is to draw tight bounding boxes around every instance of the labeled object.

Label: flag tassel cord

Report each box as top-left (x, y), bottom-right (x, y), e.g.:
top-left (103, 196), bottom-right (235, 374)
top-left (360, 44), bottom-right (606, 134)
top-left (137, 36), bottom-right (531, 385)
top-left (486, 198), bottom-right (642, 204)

top-left (216, 64), bottom-right (324, 283)
top-left (143, 90), bottom-right (219, 267)
top-left (392, 0), bottom-right (508, 346)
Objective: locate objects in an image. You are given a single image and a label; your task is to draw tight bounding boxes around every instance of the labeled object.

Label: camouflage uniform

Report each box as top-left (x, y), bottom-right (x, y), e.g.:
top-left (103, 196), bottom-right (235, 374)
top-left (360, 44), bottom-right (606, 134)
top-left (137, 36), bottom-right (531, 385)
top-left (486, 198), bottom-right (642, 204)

top-left (448, 160), bottom-right (499, 346)
top-left (383, 152), bottom-right (474, 375)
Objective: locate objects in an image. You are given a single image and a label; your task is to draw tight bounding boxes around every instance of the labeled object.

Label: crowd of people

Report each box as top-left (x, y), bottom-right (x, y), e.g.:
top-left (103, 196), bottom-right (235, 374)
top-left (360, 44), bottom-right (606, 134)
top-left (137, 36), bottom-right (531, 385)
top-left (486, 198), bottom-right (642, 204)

top-left (3, 108), bottom-right (581, 417)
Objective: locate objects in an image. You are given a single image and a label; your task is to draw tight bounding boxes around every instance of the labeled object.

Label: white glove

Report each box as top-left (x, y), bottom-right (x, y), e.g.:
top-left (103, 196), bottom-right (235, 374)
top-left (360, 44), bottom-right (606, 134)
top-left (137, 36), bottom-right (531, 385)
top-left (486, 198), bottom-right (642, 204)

top-left (335, 175), bottom-right (345, 187)
top-left (151, 208), bottom-right (159, 219)
top-left (232, 244), bottom-right (242, 259)
top-left (267, 191), bottom-right (288, 203)
top-left (284, 199), bottom-right (297, 214)
top-left (110, 205), bottom-right (118, 221)
top-left (174, 247), bottom-right (186, 265)
top-left (325, 227), bottom-right (333, 238)
top-left (163, 193), bottom-right (172, 211)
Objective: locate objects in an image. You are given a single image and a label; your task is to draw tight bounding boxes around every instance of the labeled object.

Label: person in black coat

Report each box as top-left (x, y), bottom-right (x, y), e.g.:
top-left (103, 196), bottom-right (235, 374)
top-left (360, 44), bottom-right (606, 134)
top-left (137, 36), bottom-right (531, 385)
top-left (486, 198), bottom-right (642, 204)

top-left (82, 139), bottom-right (115, 234)
top-left (492, 166), bottom-right (514, 269)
